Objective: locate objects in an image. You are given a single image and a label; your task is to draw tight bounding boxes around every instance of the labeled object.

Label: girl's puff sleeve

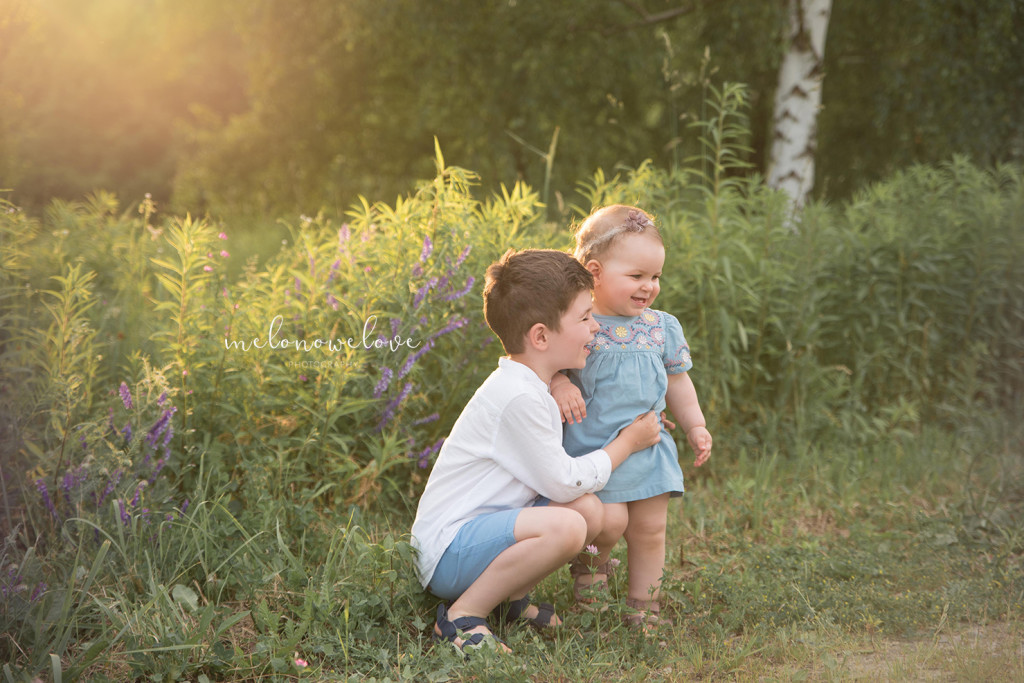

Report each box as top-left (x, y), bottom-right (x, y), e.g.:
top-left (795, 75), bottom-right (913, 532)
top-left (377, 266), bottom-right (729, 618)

top-left (661, 312), bottom-right (693, 375)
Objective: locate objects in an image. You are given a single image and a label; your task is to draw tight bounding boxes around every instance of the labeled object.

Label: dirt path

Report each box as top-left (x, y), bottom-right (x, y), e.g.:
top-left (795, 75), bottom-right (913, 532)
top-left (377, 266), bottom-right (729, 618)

top-left (834, 622), bottom-right (1023, 682)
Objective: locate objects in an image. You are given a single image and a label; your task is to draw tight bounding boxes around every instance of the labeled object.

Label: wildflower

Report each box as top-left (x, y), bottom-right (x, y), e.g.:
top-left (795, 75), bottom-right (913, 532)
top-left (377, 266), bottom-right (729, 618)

top-left (98, 471), bottom-right (123, 506)
top-left (299, 375), bottom-right (308, 382)
top-left (455, 245), bottom-right (471, 268)
top-left (412, 413), bottom-right (440, 426)
top-left (146, 407), bottom-right (177, 449)
top-left (181, 498), bottom-right (190, 515)
top-left (203, 265), bottom-right (213, 272)
top-left (378, 382), bottom-right (413, 430)
top-left (218, 231), bottom-right (228, 240)
top-left (30, 582), bottom-right (46, 602)
top-left (411, 264), bottom-right (423, 277)
top-left (157, 392), bottom-right (167, 406)
top-left (121, 423), bottom-right (133, 442)
top-left (326, 293), bottom-right (339, 311)
top-left (131, 482), bottom-right (144, 507)
top-left (585, 544), bottom-right (599, 556)
top-left (119, 382), bottom-right (133, 410)
top-left (420, 235), bottom-right (433, 262)
top-left (441, 276), bottom-right (475, 302)
top-left (415, 439), bottom-right (444, 468)
top-left (118, 499), bottom-right (130, 526)
top-left (36, 479), bottom-right (58, 521)
top-left (338, 224), bottom-right (350, 245)
top-left (413, 277), bottom-right (439, 309)
top-left (220, 250), bottom-right (230, 258)
top-left (373, 367), bottom-right (393, 399)
top-left (295, 658), bottom-right (308, 668)
top-left (398, 340), bottom-right (433, 380)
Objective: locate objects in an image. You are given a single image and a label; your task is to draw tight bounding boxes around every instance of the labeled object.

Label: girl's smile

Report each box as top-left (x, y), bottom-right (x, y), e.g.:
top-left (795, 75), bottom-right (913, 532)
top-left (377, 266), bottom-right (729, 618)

top-left (587, 233), bottom-right (666, 317)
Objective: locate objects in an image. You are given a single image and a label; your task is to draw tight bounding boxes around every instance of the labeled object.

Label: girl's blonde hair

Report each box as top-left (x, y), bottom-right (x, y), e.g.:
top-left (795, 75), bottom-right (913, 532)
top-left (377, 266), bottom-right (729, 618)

top-left (572, 204), bottom-right (663, 265)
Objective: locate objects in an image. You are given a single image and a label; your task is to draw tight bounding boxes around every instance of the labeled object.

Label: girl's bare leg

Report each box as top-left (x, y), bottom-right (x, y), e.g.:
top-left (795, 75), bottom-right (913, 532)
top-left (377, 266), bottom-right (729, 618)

top-left (623, 493), bottom-right (670, 605)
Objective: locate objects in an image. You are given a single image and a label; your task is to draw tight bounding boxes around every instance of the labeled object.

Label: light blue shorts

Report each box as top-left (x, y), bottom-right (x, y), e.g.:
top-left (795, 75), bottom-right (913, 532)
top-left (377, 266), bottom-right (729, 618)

top-left (428, 498), bottom-right (550, 601)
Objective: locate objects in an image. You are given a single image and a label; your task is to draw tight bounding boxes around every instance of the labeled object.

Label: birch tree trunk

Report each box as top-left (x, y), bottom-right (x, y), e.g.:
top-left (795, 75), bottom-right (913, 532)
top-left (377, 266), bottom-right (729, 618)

top-left (768, 0), bottom-right (832, 217)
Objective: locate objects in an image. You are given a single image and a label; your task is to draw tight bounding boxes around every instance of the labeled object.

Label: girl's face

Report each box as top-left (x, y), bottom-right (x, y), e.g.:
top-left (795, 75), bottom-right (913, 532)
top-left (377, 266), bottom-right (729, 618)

top-left (587, 233), bottom-right (665, 317)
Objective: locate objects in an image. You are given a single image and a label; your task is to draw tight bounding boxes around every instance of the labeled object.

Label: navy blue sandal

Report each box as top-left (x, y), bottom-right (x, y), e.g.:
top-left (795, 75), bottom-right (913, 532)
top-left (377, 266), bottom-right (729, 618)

top-left (433, 603), bottom-right (506, 658)
top-left (498, 594), bottom-right (559, 628)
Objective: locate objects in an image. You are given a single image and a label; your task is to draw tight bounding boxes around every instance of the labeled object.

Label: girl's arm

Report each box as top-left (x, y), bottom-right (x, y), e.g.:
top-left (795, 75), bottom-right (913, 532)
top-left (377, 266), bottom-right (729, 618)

top-left (664, 372), bottom-right (712, 466)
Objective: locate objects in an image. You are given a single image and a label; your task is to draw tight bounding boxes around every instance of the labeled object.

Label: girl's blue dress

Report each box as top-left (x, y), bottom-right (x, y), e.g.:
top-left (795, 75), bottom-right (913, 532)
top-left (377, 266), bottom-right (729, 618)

top-left (564, 309), bottom-right (692, 503)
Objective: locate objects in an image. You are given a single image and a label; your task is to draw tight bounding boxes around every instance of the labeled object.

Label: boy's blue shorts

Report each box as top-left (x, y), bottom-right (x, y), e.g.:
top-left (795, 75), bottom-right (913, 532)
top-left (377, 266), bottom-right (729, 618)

top-left (428, 498), bottom-right (549, 601)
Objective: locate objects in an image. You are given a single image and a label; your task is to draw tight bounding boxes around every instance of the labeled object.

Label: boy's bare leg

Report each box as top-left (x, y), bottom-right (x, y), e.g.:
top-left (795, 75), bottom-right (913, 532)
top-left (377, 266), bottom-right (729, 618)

top-left (439, 506), bottom-right (587, 649)
top-left (623, 493), bottom-right (670, 605)
top-left (572, 501), bottom-right (627, 590)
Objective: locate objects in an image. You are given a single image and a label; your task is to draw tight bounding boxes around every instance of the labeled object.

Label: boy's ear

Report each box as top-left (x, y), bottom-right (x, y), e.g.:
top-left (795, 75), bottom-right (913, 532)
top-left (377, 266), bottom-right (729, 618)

top-left (585, 259), bottom-right (602, 280)
top-left (525, 322), bottom-right (549, 350)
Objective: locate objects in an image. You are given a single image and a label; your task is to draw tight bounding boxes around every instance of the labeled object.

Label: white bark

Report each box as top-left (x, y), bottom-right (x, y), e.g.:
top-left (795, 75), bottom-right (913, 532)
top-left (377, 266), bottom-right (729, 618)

top-left (768, 0), bottom-right (832, 217)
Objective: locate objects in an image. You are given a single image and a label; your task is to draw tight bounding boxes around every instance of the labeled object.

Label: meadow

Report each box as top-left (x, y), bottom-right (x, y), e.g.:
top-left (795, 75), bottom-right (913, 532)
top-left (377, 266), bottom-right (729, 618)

top-left (2, 93), bottom-right (1022, 681)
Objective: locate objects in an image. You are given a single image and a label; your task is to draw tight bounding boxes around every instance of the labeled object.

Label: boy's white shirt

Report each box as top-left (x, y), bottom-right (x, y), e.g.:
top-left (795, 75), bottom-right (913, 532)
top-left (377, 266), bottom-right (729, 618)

top-left (411, 357), bottom-right (612, 588)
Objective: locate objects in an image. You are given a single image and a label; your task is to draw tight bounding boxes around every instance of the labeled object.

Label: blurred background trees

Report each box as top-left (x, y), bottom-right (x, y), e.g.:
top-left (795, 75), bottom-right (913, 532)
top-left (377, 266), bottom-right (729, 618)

top-left (1, 0), bottom-right (1021, 218)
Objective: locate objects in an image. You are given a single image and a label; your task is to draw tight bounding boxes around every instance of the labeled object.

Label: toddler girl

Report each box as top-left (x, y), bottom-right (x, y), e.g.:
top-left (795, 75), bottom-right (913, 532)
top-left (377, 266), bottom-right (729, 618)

top-left (552, 204), bottom-right (712, 626)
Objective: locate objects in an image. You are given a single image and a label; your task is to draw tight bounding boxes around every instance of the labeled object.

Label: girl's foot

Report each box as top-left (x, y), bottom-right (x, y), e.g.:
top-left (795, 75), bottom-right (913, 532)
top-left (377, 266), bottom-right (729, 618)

top-left (624, 597), bottom-right (673, 628)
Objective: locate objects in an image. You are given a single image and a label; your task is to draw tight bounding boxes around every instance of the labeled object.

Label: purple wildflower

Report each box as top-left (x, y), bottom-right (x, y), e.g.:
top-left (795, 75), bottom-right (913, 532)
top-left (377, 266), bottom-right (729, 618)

top-left (121, 423), bottom-right (133, 442)
top-left (398, 340), bottom-right (434, 380)
top-left (329, 259), bottom-right (341, 281)
top-left (412, 413), bottom-right (440, 426)
top-left (36, 479), bottom-right (58, 520)
top-left (98, 471), bottom-right (123, 506)
top-left (413, 277), bottom-right (439, 309)
top-left (414, 439), bottom-right (444, 468)
top-left (299, 375), bottom-right (308, 382)
top-left (131, 483), bottom-right (144, 507)
top-left (107, 407), bottom-right (115, 431)
top-left (326, 293), bottom-right (339, 311)
top-left (420, 235), bottom-right (433, 263)
top-left (220, 250), bottom-right (230, 258)
top-left (390, 318), bottom-right (401, 338)
top-left (338, 224), bottom-right (350, 246)
top-left (455, 245), bottom-right (471, 268)
top-left (441, 276), bottom-right (475, 301)
top-left (118, 499), bottom-right (130, 526)
top-left (148, 452), bottom-right (168, 485)
top-left (146, 407), bottom-right (177, 449)
top-left (373, 367), bottom-right (393, 399)
top-left (218, 231), bottom-right (228, 240)
top-left (411, 264), bottom-right (423, 277)
top-left (378, 382), bottom-right (414, 430)
top-left (157, 392), bottom-right (167, 406)
top-left (30, 582), bottom-right (46, 602)
top-left (181, 498), bottom-right (190, 516)
top-left (119, 382), bottom-right (133, 410)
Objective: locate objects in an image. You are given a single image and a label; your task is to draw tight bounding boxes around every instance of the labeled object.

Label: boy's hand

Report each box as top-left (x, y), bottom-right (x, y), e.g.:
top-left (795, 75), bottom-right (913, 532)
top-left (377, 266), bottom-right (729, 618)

top-left (551, 376), bottom-right (586, 424)
top-left (660, 411), bottom-right (676, 431)
top-left (622, 411), bottom-right (662, 452)
top-left (687, 426), bottom-right (712, 467)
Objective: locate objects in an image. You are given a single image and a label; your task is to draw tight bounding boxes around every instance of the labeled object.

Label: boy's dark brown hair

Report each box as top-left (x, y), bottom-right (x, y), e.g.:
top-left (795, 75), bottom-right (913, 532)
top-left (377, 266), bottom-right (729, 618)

top-left (483, 248), bottom-right (594, 354)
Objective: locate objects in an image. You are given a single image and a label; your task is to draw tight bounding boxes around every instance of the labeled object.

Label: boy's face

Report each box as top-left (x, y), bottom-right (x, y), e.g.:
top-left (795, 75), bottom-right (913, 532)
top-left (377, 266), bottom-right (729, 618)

top-left (548, 289), bottom-right (600, 370)
top-left (590, 233), bottom-right (665, 317)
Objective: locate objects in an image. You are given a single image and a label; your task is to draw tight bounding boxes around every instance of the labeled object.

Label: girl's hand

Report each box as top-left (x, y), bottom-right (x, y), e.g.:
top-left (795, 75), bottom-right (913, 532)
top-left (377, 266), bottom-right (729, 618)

top-left (687, 426), bottom-right (712, 467)
top-left (552, 377), bottom-right (587, 424)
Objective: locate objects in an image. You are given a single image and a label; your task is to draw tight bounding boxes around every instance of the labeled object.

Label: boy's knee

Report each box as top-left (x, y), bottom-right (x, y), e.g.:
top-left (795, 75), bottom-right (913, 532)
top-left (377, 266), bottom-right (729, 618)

top-left (550, 508), bottom-right (588, 552)
top-left (572, 493), bottom-right (604, 535)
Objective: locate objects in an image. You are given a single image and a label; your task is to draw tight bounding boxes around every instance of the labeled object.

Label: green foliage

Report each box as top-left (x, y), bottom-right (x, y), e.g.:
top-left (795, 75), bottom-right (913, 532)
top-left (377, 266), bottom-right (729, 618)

top-left (2, 94), bottom-right (1022, 678)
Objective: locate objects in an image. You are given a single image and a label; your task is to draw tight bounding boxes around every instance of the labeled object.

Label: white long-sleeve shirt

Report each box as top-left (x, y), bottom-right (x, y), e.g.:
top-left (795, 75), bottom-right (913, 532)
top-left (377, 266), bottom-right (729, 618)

top-left (411, 357), bottom-right (612, 588)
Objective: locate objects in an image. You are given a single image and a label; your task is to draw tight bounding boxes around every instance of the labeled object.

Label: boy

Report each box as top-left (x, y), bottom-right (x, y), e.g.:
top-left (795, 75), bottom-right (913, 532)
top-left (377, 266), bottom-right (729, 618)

top-left (411, 248), bottom-right (661, 655)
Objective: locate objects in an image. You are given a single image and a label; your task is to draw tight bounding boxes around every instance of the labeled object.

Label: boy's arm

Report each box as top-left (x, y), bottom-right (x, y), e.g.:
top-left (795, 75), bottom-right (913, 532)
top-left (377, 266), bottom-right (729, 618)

top-left (665, 372), bottom-right (712, 467)
top-left (495, 393), bottom-right (660, 503)
top-left (550, 372), bottom-right (586, 424)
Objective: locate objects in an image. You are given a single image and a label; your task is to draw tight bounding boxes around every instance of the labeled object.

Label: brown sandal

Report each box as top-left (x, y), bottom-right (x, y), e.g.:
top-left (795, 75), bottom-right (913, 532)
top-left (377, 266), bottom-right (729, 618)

top-left (624, 598), bottom-right (673, 628)
top-left (569, 559), bottom-right (615, 607)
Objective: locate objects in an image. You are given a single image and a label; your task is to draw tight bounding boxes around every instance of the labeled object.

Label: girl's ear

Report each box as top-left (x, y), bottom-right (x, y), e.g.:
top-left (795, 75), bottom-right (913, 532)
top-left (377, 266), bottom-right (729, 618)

top-left (585, 259), bottom-right (602, 280)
